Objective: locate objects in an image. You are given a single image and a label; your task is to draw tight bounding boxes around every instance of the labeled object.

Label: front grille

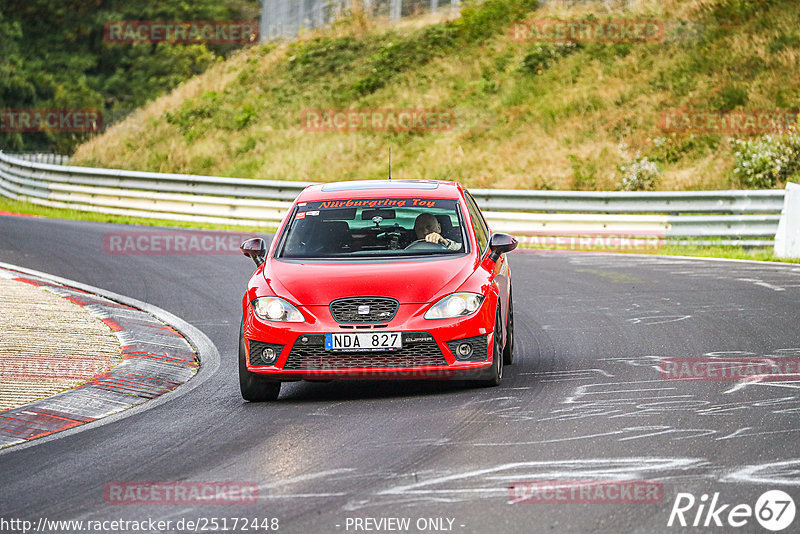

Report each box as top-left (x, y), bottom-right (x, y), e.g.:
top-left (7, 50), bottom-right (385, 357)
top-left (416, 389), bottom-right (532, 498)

top-left (446, 335), bottom-right (489, 362)
top-left (248, 340), bottom-right (284, 366)
top-left (284, 333), bottom-right (447, 370)
top-left (330, 297), bottom-right (399, 324)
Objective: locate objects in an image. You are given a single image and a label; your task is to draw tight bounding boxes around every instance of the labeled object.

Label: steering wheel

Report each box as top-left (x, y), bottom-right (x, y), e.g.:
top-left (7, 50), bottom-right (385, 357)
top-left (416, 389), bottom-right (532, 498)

top-left (404, 239), bottom-right (449, 251)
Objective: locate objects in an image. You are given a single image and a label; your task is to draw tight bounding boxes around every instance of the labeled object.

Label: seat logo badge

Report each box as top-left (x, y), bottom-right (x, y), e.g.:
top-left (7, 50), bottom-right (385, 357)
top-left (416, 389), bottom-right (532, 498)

top-left (358, 305), bottom-right (370, 315)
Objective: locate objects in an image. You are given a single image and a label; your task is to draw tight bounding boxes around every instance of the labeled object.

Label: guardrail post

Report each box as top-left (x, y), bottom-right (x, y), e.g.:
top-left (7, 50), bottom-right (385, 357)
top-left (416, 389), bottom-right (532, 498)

top-left (774, 182), bottom-right (800, 258)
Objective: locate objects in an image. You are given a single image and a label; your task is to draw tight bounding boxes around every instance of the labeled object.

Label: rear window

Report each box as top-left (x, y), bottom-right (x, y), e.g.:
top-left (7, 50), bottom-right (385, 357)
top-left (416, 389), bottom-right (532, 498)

top-left (277, 198), bottom-right (467, 259)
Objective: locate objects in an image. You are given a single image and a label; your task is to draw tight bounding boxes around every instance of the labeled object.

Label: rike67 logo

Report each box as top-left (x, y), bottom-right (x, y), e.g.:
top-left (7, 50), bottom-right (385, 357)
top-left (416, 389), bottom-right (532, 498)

top-left (668, 490), bottom-right (796, 531)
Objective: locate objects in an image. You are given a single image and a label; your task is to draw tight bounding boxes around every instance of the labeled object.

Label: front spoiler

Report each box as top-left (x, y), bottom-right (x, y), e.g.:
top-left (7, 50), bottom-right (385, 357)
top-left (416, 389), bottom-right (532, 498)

top-left (247, 361), bottom-right (494, 382)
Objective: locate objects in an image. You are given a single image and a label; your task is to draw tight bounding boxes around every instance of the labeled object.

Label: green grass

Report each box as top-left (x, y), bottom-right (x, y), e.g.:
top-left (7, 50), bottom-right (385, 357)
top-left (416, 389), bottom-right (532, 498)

top-left (658, 243), bottom-right (800, 264)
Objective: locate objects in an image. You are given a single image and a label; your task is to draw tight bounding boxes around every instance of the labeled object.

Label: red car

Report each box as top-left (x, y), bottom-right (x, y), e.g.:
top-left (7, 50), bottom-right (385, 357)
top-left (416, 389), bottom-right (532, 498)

top-left (238, 180), bottom-right (517, 401)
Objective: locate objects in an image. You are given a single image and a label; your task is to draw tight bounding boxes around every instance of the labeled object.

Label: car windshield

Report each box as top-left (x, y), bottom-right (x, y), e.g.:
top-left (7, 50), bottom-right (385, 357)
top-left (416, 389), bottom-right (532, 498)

top-left (277, 197), bottom-right (467, 259)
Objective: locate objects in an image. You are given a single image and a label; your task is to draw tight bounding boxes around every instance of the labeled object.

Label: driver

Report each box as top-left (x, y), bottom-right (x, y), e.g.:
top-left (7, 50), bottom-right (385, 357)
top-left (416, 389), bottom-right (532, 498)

top-left (413, 213), bottom-right (461, 251)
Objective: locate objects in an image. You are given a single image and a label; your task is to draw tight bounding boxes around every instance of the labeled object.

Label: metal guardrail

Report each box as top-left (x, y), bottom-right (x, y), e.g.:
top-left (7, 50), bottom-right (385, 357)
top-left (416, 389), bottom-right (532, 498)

top-left (0, 151), bottom-right (785, 245)
top-left (6, 153), bottom-right (71, 166)
top-left (469, 188), bottom-right (785, 214)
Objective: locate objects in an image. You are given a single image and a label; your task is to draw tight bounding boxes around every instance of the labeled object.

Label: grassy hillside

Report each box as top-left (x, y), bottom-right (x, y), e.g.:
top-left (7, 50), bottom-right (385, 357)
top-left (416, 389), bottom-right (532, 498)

top-left (72, 0), bottom-right (800, 191)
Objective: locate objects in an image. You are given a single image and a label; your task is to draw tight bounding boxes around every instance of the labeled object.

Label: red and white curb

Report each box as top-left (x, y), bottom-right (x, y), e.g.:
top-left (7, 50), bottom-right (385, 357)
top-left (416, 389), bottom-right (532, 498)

top-left (0, 266), bottom-right (199, 448)
top-left (0, 211), bottom-right (37, 217)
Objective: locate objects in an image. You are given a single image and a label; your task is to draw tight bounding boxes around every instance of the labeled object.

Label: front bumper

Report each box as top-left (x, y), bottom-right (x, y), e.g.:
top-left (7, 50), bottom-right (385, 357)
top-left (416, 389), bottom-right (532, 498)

top-left (243, 302), bottom-right (495, 381)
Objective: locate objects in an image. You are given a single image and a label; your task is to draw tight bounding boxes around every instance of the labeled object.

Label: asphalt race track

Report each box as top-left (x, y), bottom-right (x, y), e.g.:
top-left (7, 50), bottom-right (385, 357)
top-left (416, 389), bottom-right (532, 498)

top-left (1, 215), bottom-right (800, 533)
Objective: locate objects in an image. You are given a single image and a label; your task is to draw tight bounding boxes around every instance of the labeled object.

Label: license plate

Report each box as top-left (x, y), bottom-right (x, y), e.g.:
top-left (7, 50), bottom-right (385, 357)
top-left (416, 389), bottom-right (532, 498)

top-left (325, 332), bottom-right (402, 352)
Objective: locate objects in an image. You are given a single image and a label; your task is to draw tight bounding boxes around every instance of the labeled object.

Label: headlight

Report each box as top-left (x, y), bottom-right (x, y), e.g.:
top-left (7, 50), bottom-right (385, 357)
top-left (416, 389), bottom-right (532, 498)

top-left (252, 297), bottom-right (304, 322)
top-left (424, 293), bottom-right (484, 319)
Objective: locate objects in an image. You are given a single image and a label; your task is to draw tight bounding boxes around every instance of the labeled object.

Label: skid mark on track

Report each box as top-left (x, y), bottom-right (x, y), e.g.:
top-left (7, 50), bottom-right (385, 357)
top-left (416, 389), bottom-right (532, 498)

top-left (564, 254), bottom-right (800, 292)
top-left (541, 323), bottom-right (609, 331)
top-left (258, 468), bottom-right (356, 490)
top-left (342, 458), bottom-right (706, 510)
top-left (723, 460), bottom-right (800, 485)
top-left (501, 346), bottom-right (800, 445)
top-left (627, 315), bottom-right (692, 325)
top-left (309, 401), bottom-right (347, 417)
top-left (471, 426), bottom-right (718, 445)
top-left (341, 457), bottom-right (800, 509)
top-left (538, 291), bottom-right (770, 331)
top-left (736, 278), bottom-right (787, 291)
top-left (597, 354), bottom-right (664, 372)
top-left (518, 369), bottom-right (614, 382)
top-left (256, 468), bottom-right (366, 500)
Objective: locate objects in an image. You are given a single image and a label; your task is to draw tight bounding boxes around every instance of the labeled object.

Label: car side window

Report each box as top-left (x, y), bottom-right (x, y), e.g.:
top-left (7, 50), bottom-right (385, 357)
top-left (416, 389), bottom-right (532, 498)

top-left (465, 192), bottom-right (489, 253)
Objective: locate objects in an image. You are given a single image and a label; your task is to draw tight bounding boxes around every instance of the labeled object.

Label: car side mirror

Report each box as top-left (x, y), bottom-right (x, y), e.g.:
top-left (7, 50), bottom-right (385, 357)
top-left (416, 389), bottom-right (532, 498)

top-left (241, 237), bottom-right (267, 267)
top-left (488, 233), bottom-right (518, 262)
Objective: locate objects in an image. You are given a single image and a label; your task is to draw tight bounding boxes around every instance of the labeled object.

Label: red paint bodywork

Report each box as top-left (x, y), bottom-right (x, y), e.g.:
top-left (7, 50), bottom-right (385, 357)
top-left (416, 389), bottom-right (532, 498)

top-left (241, 180), bottom-right (512, 380)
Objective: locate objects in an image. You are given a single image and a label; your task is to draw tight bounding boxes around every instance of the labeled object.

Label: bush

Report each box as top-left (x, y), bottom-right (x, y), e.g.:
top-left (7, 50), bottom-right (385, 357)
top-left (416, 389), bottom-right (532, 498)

top-left (164, 91), bottom-right (221, 142)
top-left (617, 143), bottom-right (660, 191)
top-left (287, 36), bottom-right (368, 85)
top-left (648, 135), bottom-right (720, 164)
top-left (519, 43), bottom-right (579, 75)
top-left (709, 0), bottom-right (778, 23)
top-left (732, 130), bottom-right (800, 188)
top-left (354, 24), bottom-right (458, 96)
top-left (458, 0), bottom-right (540, 43)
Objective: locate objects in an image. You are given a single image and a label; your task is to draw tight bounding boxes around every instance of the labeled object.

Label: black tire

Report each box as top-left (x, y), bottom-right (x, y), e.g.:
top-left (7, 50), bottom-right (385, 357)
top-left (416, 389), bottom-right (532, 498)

top-left (476, 307), bottom-right (503, 387)
top-left (238, 322), bottom-right (281, 402)
top-left (503, 289), bottom-right (514, 366)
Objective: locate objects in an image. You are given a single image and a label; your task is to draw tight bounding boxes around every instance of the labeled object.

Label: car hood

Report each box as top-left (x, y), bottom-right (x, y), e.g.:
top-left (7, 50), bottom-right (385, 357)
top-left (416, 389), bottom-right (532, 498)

top-left (263, 257), bottom-right (474, 305)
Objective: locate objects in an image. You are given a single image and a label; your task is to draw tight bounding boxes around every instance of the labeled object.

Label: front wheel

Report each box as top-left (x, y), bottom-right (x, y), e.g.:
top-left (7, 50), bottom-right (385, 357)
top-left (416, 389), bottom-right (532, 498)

top-left (239, 322), bottom-right (281, 401)
top-left (475, 307), bottom-right (503, 387)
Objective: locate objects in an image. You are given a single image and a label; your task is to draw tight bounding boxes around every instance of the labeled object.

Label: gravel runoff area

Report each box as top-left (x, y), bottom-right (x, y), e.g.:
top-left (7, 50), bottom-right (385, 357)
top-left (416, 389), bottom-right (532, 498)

top-left (0, 277), bottom-right (122, 412)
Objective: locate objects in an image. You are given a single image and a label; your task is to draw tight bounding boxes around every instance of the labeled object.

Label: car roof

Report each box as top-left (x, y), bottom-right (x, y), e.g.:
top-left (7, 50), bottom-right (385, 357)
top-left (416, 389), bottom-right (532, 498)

top-left (296, 180), bottom-right (464, 202)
